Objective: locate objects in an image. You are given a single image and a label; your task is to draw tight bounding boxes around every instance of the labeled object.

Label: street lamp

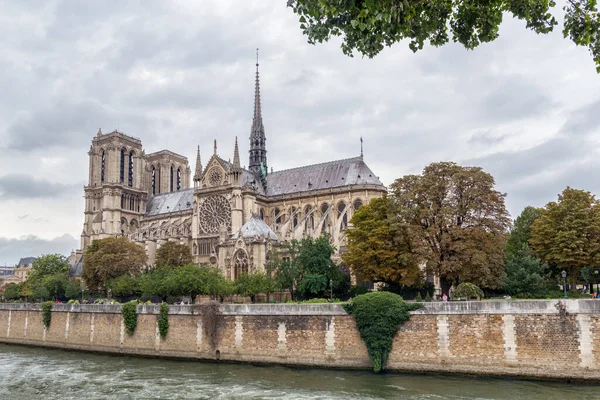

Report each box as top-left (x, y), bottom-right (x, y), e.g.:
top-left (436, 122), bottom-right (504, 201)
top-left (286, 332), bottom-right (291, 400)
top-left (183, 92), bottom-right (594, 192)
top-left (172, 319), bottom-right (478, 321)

top-left (329, 279), bottom-right (333, 303)
top-left (561, 270), bottom-right (567, 299)
top-left (81, 288), bottom-right (85, 303)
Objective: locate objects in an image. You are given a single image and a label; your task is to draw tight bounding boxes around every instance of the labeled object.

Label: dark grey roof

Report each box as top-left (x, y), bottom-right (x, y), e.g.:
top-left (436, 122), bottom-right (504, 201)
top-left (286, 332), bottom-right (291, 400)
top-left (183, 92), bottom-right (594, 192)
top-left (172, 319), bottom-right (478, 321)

top-left (17, 257), bottom-right (37, 267)
top-left (68, 254), bottom-right (84, 277)
top-left (265, 157), bottom-right (384, 196)
top-left (146, 189), bottom-right (194, 216)
top-left (232, 216), bottom-right (278, 240)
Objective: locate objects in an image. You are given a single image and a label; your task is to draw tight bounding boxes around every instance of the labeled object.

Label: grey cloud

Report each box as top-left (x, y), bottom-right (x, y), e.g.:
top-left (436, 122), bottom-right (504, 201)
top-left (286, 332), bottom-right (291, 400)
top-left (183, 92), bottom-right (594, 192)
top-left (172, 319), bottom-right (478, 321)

top-left (0, 174), bottom-right (81, 200)
top-left (0, 234), bottom-right (78, 266)
top-left (468, 130), bottom-right (509, 146)
top-left (560, 99), bottom-right (600, 137)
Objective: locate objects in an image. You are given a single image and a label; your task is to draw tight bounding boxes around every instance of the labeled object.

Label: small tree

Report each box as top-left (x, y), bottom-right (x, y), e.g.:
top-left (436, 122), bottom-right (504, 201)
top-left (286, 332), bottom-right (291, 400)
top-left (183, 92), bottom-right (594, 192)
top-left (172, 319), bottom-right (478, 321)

top-left (236, 271), bottom-right (274, 303)
top-left (83, 237), bottom-right (148, 293)
top-left (453, 283), bottom-right (484, 300)
top-left (155, 242), bottom-right (192, 269)
top-left (3, 283), bottom-right (21, 300)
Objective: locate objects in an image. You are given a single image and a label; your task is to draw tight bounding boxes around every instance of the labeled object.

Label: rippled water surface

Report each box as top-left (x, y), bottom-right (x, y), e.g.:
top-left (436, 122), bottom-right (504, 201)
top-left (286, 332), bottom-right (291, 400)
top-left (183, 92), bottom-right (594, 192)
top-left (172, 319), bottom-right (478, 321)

top-left (0, 344), bottom-right (598, 400)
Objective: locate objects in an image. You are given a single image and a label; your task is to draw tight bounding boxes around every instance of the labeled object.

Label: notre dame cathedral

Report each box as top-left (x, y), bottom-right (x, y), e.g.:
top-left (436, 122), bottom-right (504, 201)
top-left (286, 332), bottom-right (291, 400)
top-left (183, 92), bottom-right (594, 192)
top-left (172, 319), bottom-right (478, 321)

top-left (79, 60), bottom-right (386, 280)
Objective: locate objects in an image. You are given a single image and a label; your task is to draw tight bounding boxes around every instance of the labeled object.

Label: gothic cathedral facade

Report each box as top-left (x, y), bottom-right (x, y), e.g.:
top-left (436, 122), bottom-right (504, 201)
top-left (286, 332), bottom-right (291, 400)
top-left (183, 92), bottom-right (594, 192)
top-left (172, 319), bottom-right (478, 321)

top-left (80, 62), bottom-right (386, 280)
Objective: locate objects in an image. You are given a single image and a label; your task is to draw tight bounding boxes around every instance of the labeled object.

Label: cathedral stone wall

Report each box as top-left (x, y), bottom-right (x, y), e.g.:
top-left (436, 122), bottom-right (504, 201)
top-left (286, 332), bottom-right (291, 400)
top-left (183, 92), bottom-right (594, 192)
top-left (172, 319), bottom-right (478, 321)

top-left (2, 301), bottom-right (600, 381)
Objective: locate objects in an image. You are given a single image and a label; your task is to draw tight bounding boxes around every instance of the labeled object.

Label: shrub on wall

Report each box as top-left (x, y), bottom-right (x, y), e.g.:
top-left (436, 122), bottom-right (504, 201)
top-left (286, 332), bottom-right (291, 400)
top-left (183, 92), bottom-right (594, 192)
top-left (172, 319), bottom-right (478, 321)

top-left (41, 301), bottom-right (53, 328)
top-left (343, 292), bottom-right (421, 373)
top-left (158, 302), bottom-right (169, 339)
top-left (453, 282), bottom-right (484, 300)
top-left (121, 300), bottom-right (138, 335)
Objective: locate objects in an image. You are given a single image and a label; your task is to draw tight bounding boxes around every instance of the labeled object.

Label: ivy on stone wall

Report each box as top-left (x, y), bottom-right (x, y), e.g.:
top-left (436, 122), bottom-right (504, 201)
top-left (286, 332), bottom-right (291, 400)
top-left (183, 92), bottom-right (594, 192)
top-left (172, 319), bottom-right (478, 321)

top-left (122, 300), bottom-right (138, 335)
top-left (158, 302), bottom-right (169, 339)
top-left (343, 292), bottom-right (421, 373)
top-left (41, 301), bottom-right (53, 329)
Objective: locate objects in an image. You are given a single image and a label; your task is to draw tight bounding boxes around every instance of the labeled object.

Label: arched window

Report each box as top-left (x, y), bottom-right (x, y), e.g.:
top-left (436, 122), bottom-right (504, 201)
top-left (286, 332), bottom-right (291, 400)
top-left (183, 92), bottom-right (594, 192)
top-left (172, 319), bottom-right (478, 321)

top-left (151, 166), bottom-right (156, 195)
top-left (121, 194), bottom-right (125, 209)
top-left (259, 208), bottom-right (265, 220)
top-left (234, 250), bottom-right (249, 280)
top-left (292, 207), bottom-right (298, 228)
top-left (129, 195), bottom-right (134, 210)
top-left (170, 165), bottom-right (174, 192)
top-left (275, 208), bottom-right (282, 224)
top-left (177, 168), bottom-right (181, 191)
top-left (321, 203), bottom-right (329, 215)
top-left (120, 148), bottom-right (126, 182)
top-left (353, 199), bottom-right (363, 210)
top-left (128, 151), bottom-right (134, 187)
top-left (101, 150), bottom-right (105, 183)
top-left (338, 202), bottom-right (348, 230)
top-left (305, 205), bottom-right (314, 231)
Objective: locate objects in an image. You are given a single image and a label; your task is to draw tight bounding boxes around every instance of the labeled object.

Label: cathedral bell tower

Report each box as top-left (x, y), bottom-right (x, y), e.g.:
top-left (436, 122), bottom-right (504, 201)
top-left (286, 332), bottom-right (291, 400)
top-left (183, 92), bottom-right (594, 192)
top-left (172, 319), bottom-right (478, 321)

top-left (248, 49), bottom-right (267, 182)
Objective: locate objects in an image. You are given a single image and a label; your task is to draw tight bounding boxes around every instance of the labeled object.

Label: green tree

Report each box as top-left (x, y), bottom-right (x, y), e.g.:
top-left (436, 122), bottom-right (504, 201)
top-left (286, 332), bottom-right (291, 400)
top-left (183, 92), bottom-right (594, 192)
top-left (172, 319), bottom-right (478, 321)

top-left (530, 187), bottom-right (600, 284)
top-left (506, 206), bottom-right (542, 258)
top-left (453, 282), bottom-right (485, 300)
top-left (3, 283), bottom-right (21, 300)
top-left (271, 241), bottom-right (301, 300)
top-left (504, 250), bottom-right (551, 297)
top-left (390, 162), bottom-right (510, 296)
top-left (155, 242), bottom-right (193, 269)
top-left (288, 0), bottom-right (600, 72)
top-left (110, 275), bottom-right (142, 298)
top-left (82, 237), bottom-right (148, 293)
top-left (343, 195), bottom-right (421, 286)
top-left (236, 271), bottom-right (274, 303)
top-left (27, 254), bottom-right (70, 282)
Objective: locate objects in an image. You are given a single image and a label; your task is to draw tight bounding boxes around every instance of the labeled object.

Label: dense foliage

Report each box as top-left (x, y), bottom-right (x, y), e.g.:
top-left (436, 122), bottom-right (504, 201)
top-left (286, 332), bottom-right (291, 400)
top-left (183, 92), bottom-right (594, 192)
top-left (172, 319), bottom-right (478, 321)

top-left (530, 187), bottom-right (600, 283)
top-left (343, 195), bottom-right (421, 286)
top-left (272, 234), bottom-right (349, 300)
top-left (390, 162), bottom-right (510, 296)
top-left (41, 301), bottom-right (53, 328)
top-left (505, 206), bottom-right (542, 258)
top-left (83, 237), bottom-right (148, 293)
top-left (343, 292), bottom-right (420, 372)
top-left (158, 302), bottom-right (169, 339)
top-left (3, 283), bottom-right (21, 300)
top-left (122, 300), bottom-right (138, 335)
top-left (453, 282), bottom-right (484, 300)
top-left (288, 0), bottom-right (600, 72)
top-left (155, 242), bottom-right (193, 269)
top-left (23, 254), bottom-right (80, 301)
top-left (236, 271), bottom-right (274, 303)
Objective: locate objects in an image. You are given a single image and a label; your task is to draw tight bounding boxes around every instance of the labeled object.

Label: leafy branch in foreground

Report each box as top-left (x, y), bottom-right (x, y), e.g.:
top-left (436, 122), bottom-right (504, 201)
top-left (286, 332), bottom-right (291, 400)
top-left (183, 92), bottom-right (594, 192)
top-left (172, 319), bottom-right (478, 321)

top-left (288, 0), bottom-right (600, 72)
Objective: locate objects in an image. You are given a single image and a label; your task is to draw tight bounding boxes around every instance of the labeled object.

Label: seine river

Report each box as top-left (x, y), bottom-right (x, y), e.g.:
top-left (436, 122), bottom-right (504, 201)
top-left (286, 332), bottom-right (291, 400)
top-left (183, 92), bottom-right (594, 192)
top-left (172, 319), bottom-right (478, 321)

top-left (0, 344), bottom-right (598, 400)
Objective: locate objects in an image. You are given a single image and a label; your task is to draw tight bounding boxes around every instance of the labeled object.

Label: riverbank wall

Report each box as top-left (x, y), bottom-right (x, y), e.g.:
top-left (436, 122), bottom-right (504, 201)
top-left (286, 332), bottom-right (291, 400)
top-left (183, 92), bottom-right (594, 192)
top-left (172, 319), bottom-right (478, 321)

top-left (0, 300), bottom-right (599, 381)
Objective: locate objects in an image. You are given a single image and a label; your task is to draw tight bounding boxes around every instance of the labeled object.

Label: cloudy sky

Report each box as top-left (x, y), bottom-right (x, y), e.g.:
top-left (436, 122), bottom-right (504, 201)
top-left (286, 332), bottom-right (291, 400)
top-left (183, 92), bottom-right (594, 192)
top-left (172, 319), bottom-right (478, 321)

top-left (0, 1), bottom-right (599, 265)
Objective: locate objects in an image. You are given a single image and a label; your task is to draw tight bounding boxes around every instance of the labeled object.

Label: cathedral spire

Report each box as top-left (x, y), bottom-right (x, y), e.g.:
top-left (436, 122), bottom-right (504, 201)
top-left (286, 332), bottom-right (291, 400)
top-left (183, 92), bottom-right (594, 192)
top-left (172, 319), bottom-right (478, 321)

top-left (233, 136), bottom-right (241, 169)
top-left (249, 48), bottom-right (267, 177)
top-left (193, 146), bottom-right (203, 189)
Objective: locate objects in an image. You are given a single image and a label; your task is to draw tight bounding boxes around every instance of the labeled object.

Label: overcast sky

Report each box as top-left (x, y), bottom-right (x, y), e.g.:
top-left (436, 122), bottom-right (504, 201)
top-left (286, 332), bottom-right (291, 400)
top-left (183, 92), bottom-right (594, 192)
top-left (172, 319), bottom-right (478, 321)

top-left (0, 1), bottom-right (599, 265)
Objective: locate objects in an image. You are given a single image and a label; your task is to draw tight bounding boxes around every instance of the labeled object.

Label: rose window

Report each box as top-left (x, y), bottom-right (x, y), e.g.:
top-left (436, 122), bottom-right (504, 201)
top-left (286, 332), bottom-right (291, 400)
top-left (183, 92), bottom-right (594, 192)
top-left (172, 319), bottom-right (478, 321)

top-left (208, 167), bottom-right (223, 187)
top-left (198, 195), bottom-right (231, 234)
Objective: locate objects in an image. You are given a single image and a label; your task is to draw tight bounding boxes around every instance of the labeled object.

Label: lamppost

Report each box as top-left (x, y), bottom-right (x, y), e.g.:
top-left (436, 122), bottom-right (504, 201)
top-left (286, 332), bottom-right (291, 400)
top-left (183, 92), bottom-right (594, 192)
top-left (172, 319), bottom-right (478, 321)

top-left (81, 288), bottom-right (85, 303)
top-left (561, 270), bottom-right (567, 299)
top-left (329, 279), bottom-right (333, 303)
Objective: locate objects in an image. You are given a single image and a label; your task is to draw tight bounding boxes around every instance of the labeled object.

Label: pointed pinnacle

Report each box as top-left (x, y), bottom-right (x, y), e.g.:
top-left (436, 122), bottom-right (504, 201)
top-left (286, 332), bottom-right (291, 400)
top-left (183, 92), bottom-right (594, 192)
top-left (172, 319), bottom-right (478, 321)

top-left (233, 136), bottom-right (241, 168)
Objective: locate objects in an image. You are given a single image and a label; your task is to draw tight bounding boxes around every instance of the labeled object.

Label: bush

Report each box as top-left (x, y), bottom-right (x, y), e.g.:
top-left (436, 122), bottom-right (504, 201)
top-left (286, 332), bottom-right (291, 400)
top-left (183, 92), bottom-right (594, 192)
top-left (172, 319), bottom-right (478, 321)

top-left (415, 292), bottom-right (423, 302)
top-left (41, 301), bottom-right (53, 328)
top-left (158, 302), bottom-right (169, 339)
top-left (425, 292), bottom-right (432, 302)
top-left (121, 300), bottom-right (138, 335)
top-left (67, 299), bottom-right (80, 304)
top-left (453, 283), bottom-right (484, 300)
top-left (343, 292), bottom-right (421, 373)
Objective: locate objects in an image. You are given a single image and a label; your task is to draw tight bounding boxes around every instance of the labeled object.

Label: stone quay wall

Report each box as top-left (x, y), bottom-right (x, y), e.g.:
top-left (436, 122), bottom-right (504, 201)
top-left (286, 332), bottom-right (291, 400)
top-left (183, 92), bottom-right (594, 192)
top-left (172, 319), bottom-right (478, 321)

top-left (1, 300), bottom-right (600, 380)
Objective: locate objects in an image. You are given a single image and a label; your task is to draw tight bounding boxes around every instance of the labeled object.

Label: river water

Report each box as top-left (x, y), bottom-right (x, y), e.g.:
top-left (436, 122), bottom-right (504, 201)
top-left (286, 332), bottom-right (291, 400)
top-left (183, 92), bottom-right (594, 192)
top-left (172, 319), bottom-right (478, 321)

top-left (0, 344), bottom-right (598, 400)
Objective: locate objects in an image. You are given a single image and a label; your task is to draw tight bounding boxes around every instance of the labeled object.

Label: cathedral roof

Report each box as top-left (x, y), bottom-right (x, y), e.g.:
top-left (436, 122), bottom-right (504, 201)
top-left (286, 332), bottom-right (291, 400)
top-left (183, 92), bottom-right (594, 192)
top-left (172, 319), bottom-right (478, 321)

top-left (265, 156), bottom-right (384, 196)
top-left (146, 188), bottom-right (194, 216)
top-left (232, 215), bottom-right (278, 241)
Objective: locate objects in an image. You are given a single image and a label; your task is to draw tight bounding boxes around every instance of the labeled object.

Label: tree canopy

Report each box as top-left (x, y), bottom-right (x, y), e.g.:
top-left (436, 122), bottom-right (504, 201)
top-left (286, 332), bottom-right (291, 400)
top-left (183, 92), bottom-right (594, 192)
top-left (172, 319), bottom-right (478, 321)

top-left (82, 237), bottom-right (148, 293)
top-left (343, 195), bottom-right (421, 286)
top-left (390, 162), bottom-right (510, 295)
top-left (288, 0), bottom-right (600, 72)
top-left (506, 206), bottom-right (542, 257)
top-left (155, 242), bottom-right (193, 269)
top-left (23, 254), bottom-right (80, 301)
top-left (530, 187), bottom-right (600, 281)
